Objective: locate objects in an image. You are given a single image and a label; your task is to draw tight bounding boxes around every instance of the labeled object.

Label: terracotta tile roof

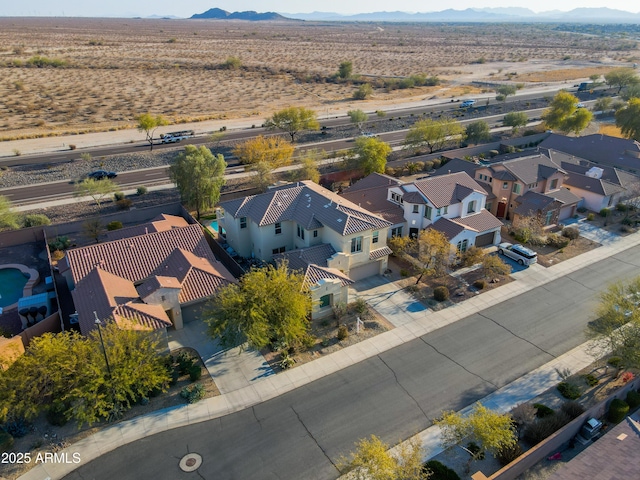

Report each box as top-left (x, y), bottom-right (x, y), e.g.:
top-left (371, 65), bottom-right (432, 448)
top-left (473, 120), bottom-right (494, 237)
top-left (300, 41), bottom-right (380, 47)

top-left (136, 275), bottom-right (181, 299)
top-left (66, 224), bottom-right (214, 284)
top-left (304, 265), bottom-right (354, 288)
top-left (105, 214), bottom-right (189, 241)
top-left (413, 172), bottom-right (486, 208)
top-left (369, 246), bottom-right (393, 260)
top-left (342, 172), bottom-right (402, 192)
top-left (340, 175), bottom-right (406, 226)
top-left (546, 187), bottom-right (581, 205)
top-left (430, 217), bottom-right (466, 241)
top-left (564, 172), bottom-right (625, 196)
top-left (113, 303), bottom-right (172, 331)
top-left (452, 210), bottom-right (503, 233)
top-left (487, 153), bottom-right (564, 185)
top-left (430, 158), bottom-right (481, 177)
top-left (220, 180), bottom-right (391, 236)
top-left (513, 191), bottom-right (559, 215)
top-left (402, 191), bottom-right (425, 204)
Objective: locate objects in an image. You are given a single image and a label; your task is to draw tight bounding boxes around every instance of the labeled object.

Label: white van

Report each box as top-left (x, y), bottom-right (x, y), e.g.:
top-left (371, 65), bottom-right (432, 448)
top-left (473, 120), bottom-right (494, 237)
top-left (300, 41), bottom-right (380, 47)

top-left (460, 100), bottom-right (476, 108)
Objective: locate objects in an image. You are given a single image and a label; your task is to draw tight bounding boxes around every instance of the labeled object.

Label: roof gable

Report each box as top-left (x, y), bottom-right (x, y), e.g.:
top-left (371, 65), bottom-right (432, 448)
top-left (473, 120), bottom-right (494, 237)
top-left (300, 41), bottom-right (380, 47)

top-left (413, 172), bottom-right (485, 208)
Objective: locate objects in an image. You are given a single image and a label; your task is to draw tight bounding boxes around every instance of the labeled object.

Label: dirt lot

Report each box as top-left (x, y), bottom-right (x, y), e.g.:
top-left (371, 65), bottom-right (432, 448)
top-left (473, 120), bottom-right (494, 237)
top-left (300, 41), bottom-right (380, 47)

top-left (0, 18), bottom-right (637, 140)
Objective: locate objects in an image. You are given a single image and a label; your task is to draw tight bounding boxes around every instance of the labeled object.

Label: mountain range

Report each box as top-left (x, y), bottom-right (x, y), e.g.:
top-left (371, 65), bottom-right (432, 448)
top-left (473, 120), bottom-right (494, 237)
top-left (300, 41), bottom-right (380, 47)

top-left (185, 7), bottom-right (640, 23)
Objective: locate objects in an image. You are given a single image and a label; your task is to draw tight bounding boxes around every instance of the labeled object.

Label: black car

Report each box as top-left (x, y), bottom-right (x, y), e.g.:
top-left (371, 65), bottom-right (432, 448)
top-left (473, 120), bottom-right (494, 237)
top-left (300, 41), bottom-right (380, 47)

top-left (87, 170), bottom-right (117, 180)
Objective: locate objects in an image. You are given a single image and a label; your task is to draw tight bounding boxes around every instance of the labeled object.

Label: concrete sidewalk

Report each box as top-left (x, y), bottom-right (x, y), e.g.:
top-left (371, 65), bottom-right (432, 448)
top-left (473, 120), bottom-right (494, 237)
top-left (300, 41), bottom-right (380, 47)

top-left (19, 224), bottom-right (639, 480)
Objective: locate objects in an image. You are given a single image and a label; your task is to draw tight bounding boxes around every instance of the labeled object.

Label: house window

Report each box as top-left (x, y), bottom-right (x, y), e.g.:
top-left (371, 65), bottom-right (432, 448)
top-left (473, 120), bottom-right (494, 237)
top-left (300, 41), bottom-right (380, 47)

top-left (545, 211), bottom-right (554, 226)
top-left (424, 206), bottom-right (432, 220)
top-left (161, 295), bottom-right (166, 302)
top-left (351, 236), bottom-right (363, 253)
top-left (436, 208), bottom-right (442, 217)
top-left (372, 231), bottom-right (379, 244)
top-left (412, 205), bottom-right (419, 214)
top-left (513, 183), bottom-right (522, 194)
top-left (486, 202), bottom-right (492, 212)
top-left (313, 230), bottom-right (318, 238)
top-left (503, 182), bottom-right (508, 189)
top-left (391, 226), bottom-right (403, 237)
top-left (489, 177), bottom-right (492, 183)
top-left (319, 294), bottom-right (331, 309)
top-left (297, 224), bottom-right (305, 240)
top-left (457, 239), bottom-right (468, 253)
top-left (240, 217), bottom-right (247, 229)
top-left (443, 206), bottom-right (448, 215)
top-left (550, 179), bottom-right (558, 190)
top-left (272, 246), bottom-right (286, 255)
top-left (274, 222), bottom-right (282, 235)
top-left (467, 201), bottom-right (476, 214)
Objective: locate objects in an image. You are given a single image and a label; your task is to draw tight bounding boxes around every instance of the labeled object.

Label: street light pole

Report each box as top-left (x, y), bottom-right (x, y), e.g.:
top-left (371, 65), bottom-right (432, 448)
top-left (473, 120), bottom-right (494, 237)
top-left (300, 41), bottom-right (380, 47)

top-left (94, 311), bottom-right (112, 379)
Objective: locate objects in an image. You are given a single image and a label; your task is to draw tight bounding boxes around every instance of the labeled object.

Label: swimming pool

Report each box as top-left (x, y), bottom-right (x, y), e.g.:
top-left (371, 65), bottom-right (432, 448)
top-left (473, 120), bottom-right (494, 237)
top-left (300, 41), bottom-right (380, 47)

top-left (209, 220), bottom-right (218, 231)
top-left (0, 268), bottom-right (28, 308)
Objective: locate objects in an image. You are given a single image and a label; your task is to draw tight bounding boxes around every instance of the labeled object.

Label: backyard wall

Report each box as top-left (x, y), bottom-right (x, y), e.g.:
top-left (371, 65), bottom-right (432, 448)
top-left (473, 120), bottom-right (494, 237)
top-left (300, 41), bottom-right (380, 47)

top-left (19, 312), bottom-right (61, 347)
top-left (474, 376), bottom-right (640, 480)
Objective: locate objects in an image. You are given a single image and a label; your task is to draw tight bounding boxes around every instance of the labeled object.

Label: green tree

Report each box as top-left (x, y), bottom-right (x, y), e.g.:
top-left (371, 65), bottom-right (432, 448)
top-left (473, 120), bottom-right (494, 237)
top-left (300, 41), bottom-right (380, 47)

top-left (136, 113), bottom-right (168, 151)
top-left (83, 218), bottom-right (103, 244)
top-left (464, 120), bottom-right (492, 144)
top-left (351, 136), bottom-right (392, 175)
top-left (233, 135), bottom-right (294, 168)
top-left (405, 118), bottom-right (464, 153)
top-left (169, 145), bottom-right (227, 220)
top-left (0, 195), bottom-right (20, 231)
top-left (621, 84), bottom-right (640, 102)
top-left (605, 68), bottom-right (640, 94)
top-left (354, 83), bottom-right (373, 100)
top-left (588, 277), bottom-right (640, 369)
top-left (251, 161), bottom-right (275, 192)
top-left (74, 178), bottom-right (117, 209)
top-left (615, 98), bottom-right (640, 141)
top-left (348, 109), bottom-right (368, 132)
top-left (495, 84), bottom-right (518, 102)
top-left (542, 91), bottom-right (593, 135)
top-left (503, 112), bottom-right (529, 133)
top-left (436, 403), bottom-right (517, 474)
top-left (22, 214), bottom-right (51, 228)
top-left (338, 60), bottom-right (353, 79)
top-left (264, 107), bottom-right (320, 142)
top-left (205, 262), bottom-right (312, 350)
top-left (338, 435), bottom-right (427, 480)
top-left (415, 228), bottom-right (451, 283)
top-left (593, 97), bottom-right (613, 114)
top-left (296, 149), bottom-right (322, 183)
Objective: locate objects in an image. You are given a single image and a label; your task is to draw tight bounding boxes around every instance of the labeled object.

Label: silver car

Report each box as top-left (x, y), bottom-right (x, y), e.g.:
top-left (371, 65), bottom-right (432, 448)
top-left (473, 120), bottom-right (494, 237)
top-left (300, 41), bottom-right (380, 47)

top-left (497, 242), bottom-right (537, 266)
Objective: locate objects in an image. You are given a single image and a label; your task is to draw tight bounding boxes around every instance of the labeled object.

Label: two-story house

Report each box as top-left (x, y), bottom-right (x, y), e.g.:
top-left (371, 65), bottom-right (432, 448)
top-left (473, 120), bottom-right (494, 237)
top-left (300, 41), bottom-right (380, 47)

top-left (218, 181), bottom-right (392, 317)
top-left (343, 172), bottom-right (503, 253)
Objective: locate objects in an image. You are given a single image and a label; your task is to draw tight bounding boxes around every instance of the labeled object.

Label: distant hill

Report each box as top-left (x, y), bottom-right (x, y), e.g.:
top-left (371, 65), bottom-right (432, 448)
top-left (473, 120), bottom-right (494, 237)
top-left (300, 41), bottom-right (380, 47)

top-left (285, 7), bottom-right (640, 23)
top-left (191, 8), bottom-right (288, 21)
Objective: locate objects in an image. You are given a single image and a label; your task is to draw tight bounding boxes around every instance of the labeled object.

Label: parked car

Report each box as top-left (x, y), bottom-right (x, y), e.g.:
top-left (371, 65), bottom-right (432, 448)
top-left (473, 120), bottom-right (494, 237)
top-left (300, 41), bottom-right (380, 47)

top-left (460, 100), bottom-right (476, 108)
top-left (576, 103), bottom-right (585, 109)
top-left (497, 242), bottom-right (538, 266)
top-left (360, 132), bottom-right (377, 138)
top-left (87, 170), bottom-right (117, 180)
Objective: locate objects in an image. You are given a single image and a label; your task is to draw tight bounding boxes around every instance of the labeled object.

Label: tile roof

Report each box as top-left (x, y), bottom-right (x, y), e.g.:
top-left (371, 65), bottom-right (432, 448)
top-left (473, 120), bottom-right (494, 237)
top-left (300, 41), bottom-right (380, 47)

top-left (564, 172), bottom-right (625, 196)
top-left (342, 172), bottom-right (402, 192)
top-left (513, 191), bottom-right (559, 215)
top-left (540, 133), bottom-right (640, 172)
top-left (487, 153), bottom-right (564, 185)
top-left (339, 182), bottom-right (406, 225)
top-left (452, 210), bottom-right (503, 233)
top-left (105, 214), bottom-right (189, 241)
top-left (112, 303), bottom-right (173, 331)
top-left (430, 158), bottom-right (482, 177)
top-left (412, 172), bottom-right (486, 208)
top-left (66, 224), bottom-right (214, 284)
top-left (546, 187), bottom-right (581, 205)
top-left (274, 244), bottom-right (354, 288)
top-left (220, 180), bottom-right (391, 236)
top-left (430, 218), bottom-right (466, 241)
top-left (369, 246), bottom-right (393, 260)
top-left (402, 191), bottom-right (425, 204)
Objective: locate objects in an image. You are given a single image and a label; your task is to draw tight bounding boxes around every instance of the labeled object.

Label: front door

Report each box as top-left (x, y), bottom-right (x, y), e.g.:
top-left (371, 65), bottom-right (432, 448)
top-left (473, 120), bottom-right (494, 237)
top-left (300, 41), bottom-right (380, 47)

top-left (496, 201), bottom-right (507, 218)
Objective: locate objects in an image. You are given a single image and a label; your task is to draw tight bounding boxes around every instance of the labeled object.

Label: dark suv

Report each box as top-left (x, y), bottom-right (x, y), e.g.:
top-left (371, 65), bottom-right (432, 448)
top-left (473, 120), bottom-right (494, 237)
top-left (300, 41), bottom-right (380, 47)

top-left (87, 170), bottom-right (117, 180)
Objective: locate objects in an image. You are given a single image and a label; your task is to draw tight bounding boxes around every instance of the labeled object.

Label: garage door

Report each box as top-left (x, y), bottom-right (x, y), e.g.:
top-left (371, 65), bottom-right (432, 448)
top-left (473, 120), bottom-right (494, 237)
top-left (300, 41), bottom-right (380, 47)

top-left (559, 206), bottom-right (574, 221)
top-left (475, 231), bottom-right (496, 247)
top-left (349, 261), bottom-right (382, 281)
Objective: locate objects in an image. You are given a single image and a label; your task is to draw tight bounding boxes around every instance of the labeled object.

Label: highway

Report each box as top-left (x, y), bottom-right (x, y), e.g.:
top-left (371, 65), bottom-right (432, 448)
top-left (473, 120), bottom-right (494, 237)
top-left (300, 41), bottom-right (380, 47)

top-left (63, 245), bottom-right (640, 480)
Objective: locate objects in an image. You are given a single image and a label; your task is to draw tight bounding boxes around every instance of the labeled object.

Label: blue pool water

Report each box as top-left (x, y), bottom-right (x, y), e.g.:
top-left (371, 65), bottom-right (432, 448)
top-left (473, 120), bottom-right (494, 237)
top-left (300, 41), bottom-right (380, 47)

top-left (209, 220), bottom-right (219, 231)
top-left (0, 268), bottom-right (28, 308)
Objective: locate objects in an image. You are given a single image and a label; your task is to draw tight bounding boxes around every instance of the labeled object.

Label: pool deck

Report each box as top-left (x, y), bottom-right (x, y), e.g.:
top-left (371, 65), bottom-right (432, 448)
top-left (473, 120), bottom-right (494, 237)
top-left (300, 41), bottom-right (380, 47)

top-left (0, 263), bottom-right (40, 311)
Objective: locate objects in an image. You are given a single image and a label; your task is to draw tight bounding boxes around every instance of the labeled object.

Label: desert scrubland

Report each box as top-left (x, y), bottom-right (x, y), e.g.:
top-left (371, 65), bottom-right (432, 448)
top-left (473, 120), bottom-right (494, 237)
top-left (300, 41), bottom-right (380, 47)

top-left (0, 17), bottom-right (638, 139)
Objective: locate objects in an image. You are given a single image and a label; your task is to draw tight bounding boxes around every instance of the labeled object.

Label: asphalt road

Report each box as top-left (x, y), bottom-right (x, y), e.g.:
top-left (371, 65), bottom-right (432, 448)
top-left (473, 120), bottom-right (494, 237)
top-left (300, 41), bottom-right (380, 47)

top-left (64, 245), bottom-right (640, 480)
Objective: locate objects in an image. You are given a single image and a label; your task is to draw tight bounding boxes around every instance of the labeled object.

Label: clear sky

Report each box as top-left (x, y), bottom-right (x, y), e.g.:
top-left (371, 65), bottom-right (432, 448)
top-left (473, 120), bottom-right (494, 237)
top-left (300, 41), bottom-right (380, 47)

top-left (4, 1), bottom-right (638, 18)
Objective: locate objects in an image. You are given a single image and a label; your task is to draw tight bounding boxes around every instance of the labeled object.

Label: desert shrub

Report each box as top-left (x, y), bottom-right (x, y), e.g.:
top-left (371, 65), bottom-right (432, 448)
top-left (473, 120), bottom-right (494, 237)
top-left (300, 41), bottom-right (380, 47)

top-left (562, 227), bottom-right (579, 240)
top-left (616, 202), bottom-right (627, 212)
top-left (533, 403), bottom-right (554, 418)
top-left (136, 185), bottom-right (148, 195)
top-left (523, 412), bottom-right (571, 445)
top-left (180, 383), bottom-right (205, 404)
top-left (466, 441), bottom-right (485, 460)
top-left (433, 286), bottom-right (450, 301)
top-left (496, 442), bottom-right (523, 466)
top-left (385, 167), bottom-right (395, 176)
top-left (620, 224), bottom-right (635, 233)
top-left (400, 268), bottom-right (410, 277)
top-left (337, 325), bottom-right (349, 341)
top-left (576, 206), bottom-right (587, 213)
top-left (0, 430), bottom-right (14, 452)
top-left (301, 334), bottom-right (316, 350)
top-left (586, 213), bottom-right (595, 221)
top-left (116, 198), bottom-right (133, 210)
top-left (69, 144), bottom-right (76, 150)
top-left (4, 417), bottom-right (30, 438)
top-left (546, 233), bottom-right (570, 249)
top-left (583, 373), bottom-right (599, 386)
top-left (599, 208), bottom-right (611, 217)
top-left (48, 235), bottom-right (71, 252)
top-left (560, 401), bottom-right (585, 419)
top-left (46, 401), bottom-right (68, 427)
top-left (107, 220), bottom-right (123, 231)
top-left (460, 245), bottom-right (484, 267)
top-left (557, 382), bottom-right (582, 400)
top-left (177, 351), bottom-right (197, 374)
top-left (422, 460), bottom-right (461, 480)
top-left (626, 390), bottom-right (640, 409)
top-left (431, 158), bottom-right (442, 169)
top-left (621, 217), bottom-right (634, 226)
top-left (608, 398), bottom-right (629, 423)
top-left (423, 160), bottom-right (434, 171)
top-left (188, 365), bottom-right (202, 382)
top-left (607, 356), bottom-right (623, 370)
top-left (489, 149), bottom-right (500, 157)
top-left (22, 213), bottom-right (51, 227)
top-left (473, 279), bottom-right (487, 290)
top-left (512, 403), bottom-right (537, 427)
top-left (354, 297), bottom-right (368, 315)
top-left (113, 191), bottom-right (125, 201)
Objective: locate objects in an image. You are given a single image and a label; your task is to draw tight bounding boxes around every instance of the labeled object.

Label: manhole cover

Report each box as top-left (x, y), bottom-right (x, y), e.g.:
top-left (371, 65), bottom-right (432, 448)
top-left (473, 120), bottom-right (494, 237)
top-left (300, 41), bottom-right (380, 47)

top-left (179, 453), bottom-right (202, 472)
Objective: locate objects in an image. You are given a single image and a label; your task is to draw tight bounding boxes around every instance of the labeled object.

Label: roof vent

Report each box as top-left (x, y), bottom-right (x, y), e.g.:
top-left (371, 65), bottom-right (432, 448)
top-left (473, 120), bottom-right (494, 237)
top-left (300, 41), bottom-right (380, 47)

top-left (337, 218), bottom-right (343, 222)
